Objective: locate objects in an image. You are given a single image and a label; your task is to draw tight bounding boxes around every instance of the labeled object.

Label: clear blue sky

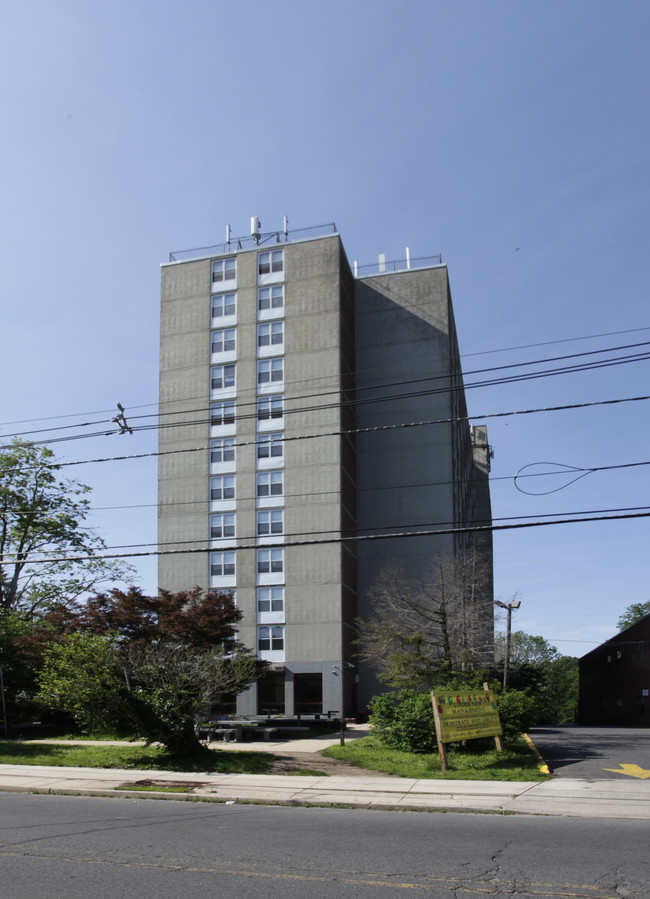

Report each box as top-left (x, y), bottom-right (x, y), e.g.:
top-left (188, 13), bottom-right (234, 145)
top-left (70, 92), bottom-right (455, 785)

top-left (1, 1), bottom-right (649, 657)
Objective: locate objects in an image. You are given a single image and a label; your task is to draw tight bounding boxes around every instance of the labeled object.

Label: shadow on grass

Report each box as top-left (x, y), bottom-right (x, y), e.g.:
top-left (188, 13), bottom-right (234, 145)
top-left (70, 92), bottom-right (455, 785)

top-left (0, 741), bottom-right (274, 775)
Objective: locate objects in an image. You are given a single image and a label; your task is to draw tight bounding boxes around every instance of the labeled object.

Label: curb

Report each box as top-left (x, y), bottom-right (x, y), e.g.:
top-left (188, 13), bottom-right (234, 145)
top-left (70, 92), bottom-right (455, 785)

top-left (522, 733), bottom-right (552, 776)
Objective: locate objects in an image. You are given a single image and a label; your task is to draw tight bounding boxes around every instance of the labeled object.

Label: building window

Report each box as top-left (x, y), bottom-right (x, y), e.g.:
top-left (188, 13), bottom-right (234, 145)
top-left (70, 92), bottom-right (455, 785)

top-left (258, 285), bottom-right (284, 312)
top-left (257, 587), bottom-right (284, 613)
top-left (258, 250), bottom-right (283, 278)
top-left (257, 471), bottom-right (283, 498)
top-left (257, 548), bottom-right (284, 574)
top-left (211, 402), bottom-right (236, 426)
top-left (257, 396), bottom-right (283, 421)
top-left (211, 292), bottom-right (236, 321)
top-left (258, 625), bottom-right (284, 652)
top-left (211, 364), bottom-right (236, 391)
top-left (257, 433), bottom-right (283, 461)
top-left (257, 321), bottom-right (284, 349)
top-left (211, 257), bottom-right (236, 285)
top-left (257, 509), bottom-right (283, 536)
top-left (210, 513), bottom-right (235, 540)
top-left (257, 359), bottom-right (283, 386)
top-left (211, 328), bottom-right (236, 354)
top-left (210, 437), bottom-right (235, 466)
top-left (211, 551), bottom-right (235, 578)
top-left (210, 475), bottom-right (235, 501)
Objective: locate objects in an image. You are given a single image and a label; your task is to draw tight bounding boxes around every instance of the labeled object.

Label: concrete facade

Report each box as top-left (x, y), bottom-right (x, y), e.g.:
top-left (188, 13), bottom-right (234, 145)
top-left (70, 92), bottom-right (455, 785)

top-left (159, 228), bottom-right (493, 716)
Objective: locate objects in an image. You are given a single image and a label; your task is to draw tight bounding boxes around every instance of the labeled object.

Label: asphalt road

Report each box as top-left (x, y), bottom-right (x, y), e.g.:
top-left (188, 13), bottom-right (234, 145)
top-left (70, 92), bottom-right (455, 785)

top-left (529, 725), bottom-right (650, 779)
top-left (1, 794), bottom-right (650, 897)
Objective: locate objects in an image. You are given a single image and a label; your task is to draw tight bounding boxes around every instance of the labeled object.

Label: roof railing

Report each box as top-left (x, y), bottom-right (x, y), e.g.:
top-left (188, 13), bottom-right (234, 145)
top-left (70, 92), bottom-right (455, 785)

top-left (169, 222), bottom-right (338, 262)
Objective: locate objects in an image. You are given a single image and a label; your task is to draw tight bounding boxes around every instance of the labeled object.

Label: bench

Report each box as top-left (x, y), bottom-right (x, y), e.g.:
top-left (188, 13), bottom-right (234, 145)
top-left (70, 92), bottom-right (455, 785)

top-left (258, 726), bottom-right (310, 742)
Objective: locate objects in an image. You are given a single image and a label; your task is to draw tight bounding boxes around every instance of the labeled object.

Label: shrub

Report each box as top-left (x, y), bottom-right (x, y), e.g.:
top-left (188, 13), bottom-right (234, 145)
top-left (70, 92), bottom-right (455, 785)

top-left (496, 689), bottom-right (537, 739)
top-left (369, 690), bottom-right (437, 753)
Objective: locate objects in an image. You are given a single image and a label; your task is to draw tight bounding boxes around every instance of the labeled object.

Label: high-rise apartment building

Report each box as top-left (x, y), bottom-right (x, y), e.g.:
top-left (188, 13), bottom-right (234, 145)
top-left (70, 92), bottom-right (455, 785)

top-left (158, 221), bottom-right (493, 717)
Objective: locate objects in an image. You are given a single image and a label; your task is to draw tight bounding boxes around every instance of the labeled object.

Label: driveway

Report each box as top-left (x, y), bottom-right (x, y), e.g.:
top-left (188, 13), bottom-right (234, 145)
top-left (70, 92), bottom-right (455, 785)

top-left (529, 726), bottom-right (650, 779)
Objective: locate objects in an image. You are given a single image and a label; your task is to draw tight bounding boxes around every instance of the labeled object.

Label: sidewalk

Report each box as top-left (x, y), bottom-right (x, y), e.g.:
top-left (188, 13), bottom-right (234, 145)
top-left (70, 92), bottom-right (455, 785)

top-left (1, 725), bottom-right (649, 819)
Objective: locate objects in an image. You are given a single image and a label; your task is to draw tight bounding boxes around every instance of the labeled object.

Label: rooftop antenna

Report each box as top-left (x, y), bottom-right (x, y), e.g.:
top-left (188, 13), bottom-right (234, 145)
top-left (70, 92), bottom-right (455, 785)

top-left (283, 215), bottom-right (289, 239)
top-left (251, 216), bottom-right (261, 245)
top-left (226, 224), bottom-right (231, 248)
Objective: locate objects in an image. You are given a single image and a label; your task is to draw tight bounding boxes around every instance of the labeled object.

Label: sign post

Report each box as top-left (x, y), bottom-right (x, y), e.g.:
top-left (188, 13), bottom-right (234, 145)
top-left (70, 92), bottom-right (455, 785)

top-left (431, 685), bottom-right (502, 772)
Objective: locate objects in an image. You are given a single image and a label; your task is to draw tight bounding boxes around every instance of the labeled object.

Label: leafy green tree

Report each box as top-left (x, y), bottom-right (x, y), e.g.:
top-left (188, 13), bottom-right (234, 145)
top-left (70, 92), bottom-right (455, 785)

top-left (617, 601), bottom-right (650, 631)
top-left (494, 631), bottom-right (559, 667)
top-left (495, 631), bottom-right (578, 725)
top-left (39, 633), bottom-right (260, 754)
top-left (37, 589), bottom-right (263, 755)
top-left (0, 440), bottom-right (132, 616)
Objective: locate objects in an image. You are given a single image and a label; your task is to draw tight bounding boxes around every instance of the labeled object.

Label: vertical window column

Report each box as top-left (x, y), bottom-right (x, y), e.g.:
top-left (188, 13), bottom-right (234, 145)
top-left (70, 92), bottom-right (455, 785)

top-left (256, 249), bottom-right (285, 661)
top-left (210, 256), bottom-right (237, 591)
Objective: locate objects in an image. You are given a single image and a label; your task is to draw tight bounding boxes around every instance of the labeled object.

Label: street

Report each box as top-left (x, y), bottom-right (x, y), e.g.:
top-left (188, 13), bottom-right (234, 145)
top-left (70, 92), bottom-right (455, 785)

top-left (1, 794), bottom-right (649, 897)
top-left (529, 726), bottom-right (650, 779)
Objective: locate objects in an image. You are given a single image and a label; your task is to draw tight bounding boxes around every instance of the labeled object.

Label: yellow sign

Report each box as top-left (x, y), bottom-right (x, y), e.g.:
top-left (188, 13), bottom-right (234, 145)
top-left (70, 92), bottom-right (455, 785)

top-left (604, 764), bottom-right (650, 780)
top-left (431, 691), bottom-right (502, 742)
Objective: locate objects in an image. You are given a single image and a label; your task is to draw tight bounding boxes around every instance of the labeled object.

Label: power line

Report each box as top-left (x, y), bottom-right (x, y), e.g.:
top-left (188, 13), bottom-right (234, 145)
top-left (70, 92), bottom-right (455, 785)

top-left (35, 504), bottom-right (650, 553)
top-left (3, 510), bottom-right (649, 566)
top-left (5, 395), bottom-right (650, 473)
top-left (2, 338), bottom-right (650, 444)
top-left (2, 324), bottom-right (649, 430)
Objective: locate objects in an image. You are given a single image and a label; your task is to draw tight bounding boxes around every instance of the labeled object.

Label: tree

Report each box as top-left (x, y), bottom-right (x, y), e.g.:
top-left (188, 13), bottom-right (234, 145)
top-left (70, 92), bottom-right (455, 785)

top-left (617, 601), bottom-right (650, 631)
top-left (494, 631), bottom-right (559, 667)
top-left (494, 631), bottom-right (578, 725)
top-left (37, 588), bottom-right (263, 755)
top-left (52, 585), bottom-right (244, 647)
top-left (0, 440), bottom-right (132, 616)
top-left (356, 547), bottom-right (493, 689)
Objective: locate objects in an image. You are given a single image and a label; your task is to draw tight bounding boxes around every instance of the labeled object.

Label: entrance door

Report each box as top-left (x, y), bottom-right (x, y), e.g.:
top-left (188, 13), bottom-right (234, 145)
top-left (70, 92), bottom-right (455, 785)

top-left (257, 670), bottom-right (285, 715)
top-left (294, 673), bottom-right (323, 715)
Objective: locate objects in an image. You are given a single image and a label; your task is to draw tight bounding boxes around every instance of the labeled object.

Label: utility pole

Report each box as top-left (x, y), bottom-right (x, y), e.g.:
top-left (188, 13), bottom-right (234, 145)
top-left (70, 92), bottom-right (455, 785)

top-left (494, 599), bottom-right (521, 690)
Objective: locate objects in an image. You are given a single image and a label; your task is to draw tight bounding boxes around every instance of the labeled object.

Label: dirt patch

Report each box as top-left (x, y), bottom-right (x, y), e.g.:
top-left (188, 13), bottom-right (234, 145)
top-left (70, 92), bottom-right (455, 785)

top-left (266, 751), bottom-right (397, 777)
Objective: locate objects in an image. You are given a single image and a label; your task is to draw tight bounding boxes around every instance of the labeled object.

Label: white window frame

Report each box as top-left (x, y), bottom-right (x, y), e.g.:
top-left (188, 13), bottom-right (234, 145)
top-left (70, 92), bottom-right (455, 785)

top-left (211, 257), bottom-right (236, 288)
top-left (210, 475), bottom-right (235, 510)
top-left (256, 547), bottom-right (284, 585)
top-left (211, 327), bottom-right (236, 361)
top-left (256, 432), bottom-right (283, 468)
top-left (211, 363), bottom-right (236, 396)
top-left (210, 550), bottom-right (236, 588)
top-left (210, 512), bottom-right (235, 542)
top-left (257, 321), bottom-right (284, 354)
top-left (256, 395), bottom-right (283, 431)
top-left (257, 625), bottom-right (285, 657)
top-left (256, 509), bottom-right (283, 537)
top-left (257, 586), bottom-right (285, 616)
top-left (210, 437), bottom-right (236, 471)
top-left (257, 358), bottom-right (283, 391)
top-left (257, 284), bottom-right (284, 319)
top-left (211, 292), bottom-right (236, 323)
top-left (258, 250), bottom-right (284, 285)
top-left (256, 471), bottom-right (283, 508)
top-left (211, 401), bottom-right (236, 436)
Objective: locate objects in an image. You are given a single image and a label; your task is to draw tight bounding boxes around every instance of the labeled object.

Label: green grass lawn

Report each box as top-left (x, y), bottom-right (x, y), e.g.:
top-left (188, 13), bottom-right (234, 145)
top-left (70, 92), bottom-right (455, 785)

top-left (0, 734), bottom-right (547, 781)
top-left (0, 741), bottom-right (273, 774)
top-left (322, 735), bottom-right (547, 781)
